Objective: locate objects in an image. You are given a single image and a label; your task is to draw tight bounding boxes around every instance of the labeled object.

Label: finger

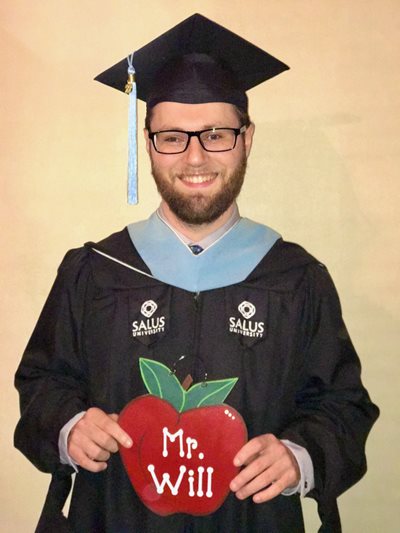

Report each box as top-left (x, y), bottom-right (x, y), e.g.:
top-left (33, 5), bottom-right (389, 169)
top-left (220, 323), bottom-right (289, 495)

top-left (69, 441), bottom-right (108, 473)
top-left (92, 411), bottom-right (132, 449)
top-left (230, 453), bottom-right (273, 493)
top-left (78, 409), bottom-right (133, 449)
top-left (233, 434), bottom-right (275, 467)
top-left (231, 438), bottom-right (300, 498)
top-left (234, 456), bottom-right (299, 502)
top-left (74, 424), bottom-right (119, 453)
top-left (75, 455), bottom-right (107, 473)
top-left (252, 481), bottom-right (285, 504)
top-left (92, 428), bottom-right (121, 454)
top-left (84, 441), bottom-right (111, 463)
top-left (69, 432), bottom-right (111, 462)
top-left (69, 418), bottom-right (118, 454)
top-left (234, 463), bottom-right (282, 500)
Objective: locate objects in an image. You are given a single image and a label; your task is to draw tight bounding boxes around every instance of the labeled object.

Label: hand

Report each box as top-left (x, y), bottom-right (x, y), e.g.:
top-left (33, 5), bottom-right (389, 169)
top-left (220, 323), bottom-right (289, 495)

top-left (68, 407), bottom-right (133, 473)
top-left (229, 434), bottom-right (300, 503)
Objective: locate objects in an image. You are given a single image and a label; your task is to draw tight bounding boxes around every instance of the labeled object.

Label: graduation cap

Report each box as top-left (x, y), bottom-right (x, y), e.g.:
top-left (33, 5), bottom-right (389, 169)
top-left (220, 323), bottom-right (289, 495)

top-left (95, 13), bottom-right (289, 204)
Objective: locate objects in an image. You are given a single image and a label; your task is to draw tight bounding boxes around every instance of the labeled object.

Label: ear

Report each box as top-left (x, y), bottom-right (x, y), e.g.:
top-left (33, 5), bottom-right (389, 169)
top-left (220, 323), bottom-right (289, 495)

top-left (244, 122), bottom-right (255, 157)
top-left (144, 128), bottom-right (151, 155)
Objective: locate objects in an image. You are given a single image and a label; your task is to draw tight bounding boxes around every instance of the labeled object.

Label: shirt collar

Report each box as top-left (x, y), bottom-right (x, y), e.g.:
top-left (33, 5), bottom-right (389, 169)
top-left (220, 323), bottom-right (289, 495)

top-left (156, 203), bottom-right (240, 250)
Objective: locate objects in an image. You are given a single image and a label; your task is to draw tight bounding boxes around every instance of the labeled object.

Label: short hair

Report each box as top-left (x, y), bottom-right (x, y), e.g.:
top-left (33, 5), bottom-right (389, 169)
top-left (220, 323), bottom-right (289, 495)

top-left (145, 105), bottom-right (251, 132)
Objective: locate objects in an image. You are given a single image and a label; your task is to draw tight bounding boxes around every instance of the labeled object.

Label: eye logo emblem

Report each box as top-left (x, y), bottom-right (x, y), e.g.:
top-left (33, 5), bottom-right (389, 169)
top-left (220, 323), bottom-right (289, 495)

top-left (238, 301), bottom-right (256, 319)
top-left (141, 300), bottom-right (158, 318)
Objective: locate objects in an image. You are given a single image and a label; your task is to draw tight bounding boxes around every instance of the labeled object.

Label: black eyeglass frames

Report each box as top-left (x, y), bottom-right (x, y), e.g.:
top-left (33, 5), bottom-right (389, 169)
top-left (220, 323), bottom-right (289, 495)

top-left (148, 125), bottom-right (247, 154)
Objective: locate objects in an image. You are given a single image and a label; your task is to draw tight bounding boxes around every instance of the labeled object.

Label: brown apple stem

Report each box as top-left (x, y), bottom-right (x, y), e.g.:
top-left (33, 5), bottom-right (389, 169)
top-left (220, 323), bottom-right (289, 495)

top-left (181, 374), bottom-right (194, 391)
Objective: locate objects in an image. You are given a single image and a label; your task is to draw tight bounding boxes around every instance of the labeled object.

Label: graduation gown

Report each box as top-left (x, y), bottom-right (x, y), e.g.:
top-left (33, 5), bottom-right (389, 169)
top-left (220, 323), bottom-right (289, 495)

top-left (14, 217), bottom-right (379, 533)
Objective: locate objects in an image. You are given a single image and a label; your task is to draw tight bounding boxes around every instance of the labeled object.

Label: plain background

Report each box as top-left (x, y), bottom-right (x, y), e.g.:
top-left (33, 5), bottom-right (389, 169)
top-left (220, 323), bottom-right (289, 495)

top-left (1, 1), bottom-right (399, 531)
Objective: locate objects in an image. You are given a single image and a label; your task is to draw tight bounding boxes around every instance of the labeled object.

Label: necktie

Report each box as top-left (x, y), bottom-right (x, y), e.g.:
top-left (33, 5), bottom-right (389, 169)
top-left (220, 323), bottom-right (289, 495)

top-left (188, 244), bottom-right (204, 255)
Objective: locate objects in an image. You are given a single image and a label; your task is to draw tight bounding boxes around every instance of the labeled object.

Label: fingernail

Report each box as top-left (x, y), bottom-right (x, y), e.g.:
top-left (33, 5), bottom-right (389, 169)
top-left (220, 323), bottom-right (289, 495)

top-left (125, 438), bottom-right (133, 447)
top-left (233, 457), bottom-right (241, 467)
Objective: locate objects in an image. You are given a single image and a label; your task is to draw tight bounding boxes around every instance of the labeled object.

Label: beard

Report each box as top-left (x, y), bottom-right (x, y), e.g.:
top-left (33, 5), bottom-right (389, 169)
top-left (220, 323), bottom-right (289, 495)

top-left (151, 154), bottom-right (247, 225)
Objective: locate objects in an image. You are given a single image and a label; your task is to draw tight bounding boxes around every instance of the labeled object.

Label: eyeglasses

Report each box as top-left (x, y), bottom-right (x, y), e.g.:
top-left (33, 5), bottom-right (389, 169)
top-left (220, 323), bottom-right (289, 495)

top-left (148, 126), bottom-right (247, 154)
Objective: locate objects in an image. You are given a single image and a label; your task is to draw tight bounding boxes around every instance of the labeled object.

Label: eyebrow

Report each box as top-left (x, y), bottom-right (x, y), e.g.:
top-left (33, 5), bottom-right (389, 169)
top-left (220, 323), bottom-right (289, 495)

top-left (152, 123), bottom-right (239, 131)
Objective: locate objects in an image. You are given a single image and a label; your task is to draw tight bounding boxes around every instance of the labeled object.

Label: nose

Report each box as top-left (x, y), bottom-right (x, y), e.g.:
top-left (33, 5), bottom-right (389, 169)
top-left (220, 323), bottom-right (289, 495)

top-left (184, 135), bottom-right (208, 166)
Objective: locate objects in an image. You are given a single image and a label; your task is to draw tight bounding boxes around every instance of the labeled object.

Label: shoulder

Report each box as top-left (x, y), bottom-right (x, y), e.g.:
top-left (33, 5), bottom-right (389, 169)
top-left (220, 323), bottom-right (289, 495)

top-left (56, 227), bottom-right (132, 280)
top-left (250, 238), bottom-right (318, 275)
top-left (95, 227), bottom-right (132, 252)
top-left (249, 237), bottom-right (337, 294)
top-left (276, 240), bottom-right (341, 302)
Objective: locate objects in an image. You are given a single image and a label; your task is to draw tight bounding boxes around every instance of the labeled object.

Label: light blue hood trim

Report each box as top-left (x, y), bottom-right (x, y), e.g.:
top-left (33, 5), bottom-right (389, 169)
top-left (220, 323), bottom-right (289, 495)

top-left (127, 213), bottom-right (280, 292)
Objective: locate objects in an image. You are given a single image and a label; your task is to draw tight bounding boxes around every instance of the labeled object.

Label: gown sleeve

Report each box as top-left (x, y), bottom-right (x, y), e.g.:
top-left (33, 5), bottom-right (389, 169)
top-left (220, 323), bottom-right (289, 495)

top-left (280, 264), bottom-right (379, 532)
top-left (14, 248), bottom-right (92, 473)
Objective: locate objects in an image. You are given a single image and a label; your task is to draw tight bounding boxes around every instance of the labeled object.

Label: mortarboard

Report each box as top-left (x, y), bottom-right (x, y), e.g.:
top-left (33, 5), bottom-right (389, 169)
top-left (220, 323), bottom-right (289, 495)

top-left (95, 13), bottom-right (289, 204)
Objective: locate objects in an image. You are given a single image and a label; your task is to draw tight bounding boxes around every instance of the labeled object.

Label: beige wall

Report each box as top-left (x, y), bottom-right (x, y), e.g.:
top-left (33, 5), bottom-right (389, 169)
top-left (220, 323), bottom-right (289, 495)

top-left (1, 1), bottom-right (398, 531)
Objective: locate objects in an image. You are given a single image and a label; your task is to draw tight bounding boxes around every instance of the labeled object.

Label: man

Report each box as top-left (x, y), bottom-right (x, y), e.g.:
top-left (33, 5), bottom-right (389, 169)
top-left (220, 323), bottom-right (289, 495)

top-left (15, 14), bottom-right (378, 533)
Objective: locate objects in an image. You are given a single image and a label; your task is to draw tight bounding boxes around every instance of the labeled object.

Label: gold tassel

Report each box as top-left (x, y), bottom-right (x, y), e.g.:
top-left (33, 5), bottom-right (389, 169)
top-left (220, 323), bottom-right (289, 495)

top-left (125, 72), bottom-right (135, 94)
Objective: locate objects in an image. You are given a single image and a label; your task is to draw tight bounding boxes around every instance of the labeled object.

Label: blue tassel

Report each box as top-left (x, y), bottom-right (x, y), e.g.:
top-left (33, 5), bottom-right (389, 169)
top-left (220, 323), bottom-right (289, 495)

top-left (126, 54), bottom-right (138, 205)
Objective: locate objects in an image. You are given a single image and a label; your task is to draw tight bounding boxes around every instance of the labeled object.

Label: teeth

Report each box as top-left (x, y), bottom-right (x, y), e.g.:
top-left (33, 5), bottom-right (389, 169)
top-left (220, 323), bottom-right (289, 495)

top-left (181, 174), bottom-right (215, 184)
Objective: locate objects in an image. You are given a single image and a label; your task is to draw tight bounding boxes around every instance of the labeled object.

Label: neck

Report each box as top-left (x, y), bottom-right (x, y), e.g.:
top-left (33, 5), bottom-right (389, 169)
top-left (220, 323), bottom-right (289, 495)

top-left (159, 201), bottom-right (237, 242)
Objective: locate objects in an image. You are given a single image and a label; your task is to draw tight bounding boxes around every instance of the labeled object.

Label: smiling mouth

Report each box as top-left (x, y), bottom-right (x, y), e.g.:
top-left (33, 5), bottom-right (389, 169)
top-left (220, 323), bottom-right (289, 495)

top-left (179, 173), bottom-right (217, 184)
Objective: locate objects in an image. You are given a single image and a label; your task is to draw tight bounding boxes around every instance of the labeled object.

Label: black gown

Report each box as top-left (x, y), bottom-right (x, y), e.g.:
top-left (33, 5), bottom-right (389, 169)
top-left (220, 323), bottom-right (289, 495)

top-left (14, 228), bottom-right (379, 532)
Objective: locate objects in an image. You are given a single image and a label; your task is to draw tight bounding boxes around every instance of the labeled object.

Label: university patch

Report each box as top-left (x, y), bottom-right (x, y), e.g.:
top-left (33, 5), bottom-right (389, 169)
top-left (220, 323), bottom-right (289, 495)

top-left (132, 300), bottom-right (166, 337)
top-left (129, 287), bottom-right (171, 346)
top-left (228, 300), bottom-right (265, 339)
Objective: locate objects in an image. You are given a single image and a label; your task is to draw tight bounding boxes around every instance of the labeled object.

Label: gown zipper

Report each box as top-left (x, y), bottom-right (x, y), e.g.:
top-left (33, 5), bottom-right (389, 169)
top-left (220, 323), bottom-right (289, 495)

top-left (191, 291), bottom-right (204, 382)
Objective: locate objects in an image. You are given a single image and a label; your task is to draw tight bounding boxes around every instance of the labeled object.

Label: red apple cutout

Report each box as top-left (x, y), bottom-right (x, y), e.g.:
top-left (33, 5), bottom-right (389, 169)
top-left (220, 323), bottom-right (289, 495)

top-left (119, 358), bottom-right (247, 516)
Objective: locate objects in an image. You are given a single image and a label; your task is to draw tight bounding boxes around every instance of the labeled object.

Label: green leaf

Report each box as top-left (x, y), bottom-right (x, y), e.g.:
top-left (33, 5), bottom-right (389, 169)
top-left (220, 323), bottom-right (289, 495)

top-left (138, 358), bottom-right (239, 413)
top-left (139, 358), bottom-right (185, 412)
top-left (182, 378), bottom-right (238, 411)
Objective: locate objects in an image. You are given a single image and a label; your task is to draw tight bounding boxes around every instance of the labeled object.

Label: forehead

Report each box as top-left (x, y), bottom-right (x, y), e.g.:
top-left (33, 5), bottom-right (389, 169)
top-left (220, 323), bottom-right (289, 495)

top-left (149, 101), bottom-right (240, 130)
